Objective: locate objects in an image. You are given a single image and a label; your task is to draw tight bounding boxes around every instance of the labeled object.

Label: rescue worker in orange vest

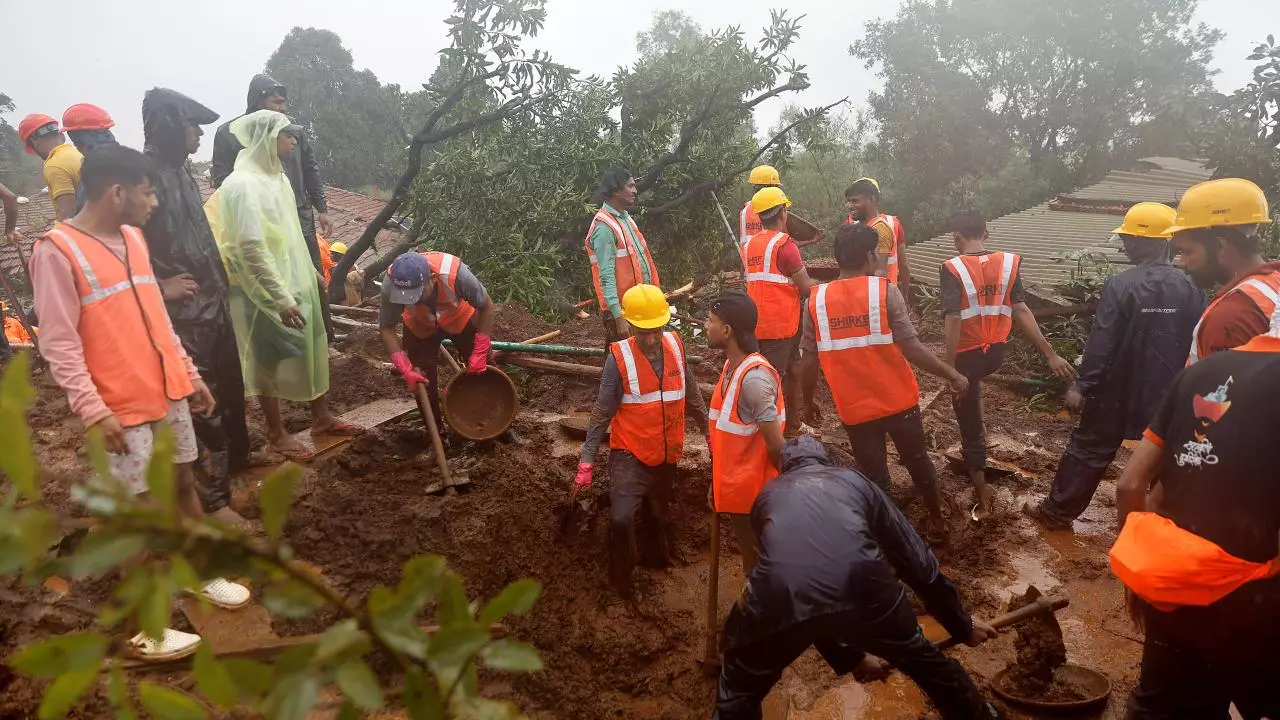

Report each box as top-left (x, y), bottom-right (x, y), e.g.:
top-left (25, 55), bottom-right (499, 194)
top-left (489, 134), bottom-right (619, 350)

top-left (316, 234), bottom-right (336, 286)
top-left (800, 224), bottom-right (968, 542)
top-left (742, 187), bottom-right (815, 434)
top-left (30, 146), bottom-right (251, 661)
top-left (1167, 178), bottom-right (1279, 365)
top-left (379, 251), bottom-right (495, 436)
top-left (739, 165), bottom-right (781, 244)
top-left (705, 293), bottom-right (786, 573)
top-left (575, 284), bottom-right (709, 595)
top-left (941, 210), bottom-right (1075, 520)
top-left (1110, 308), bottom-right (1280, 718)
top-left (585, 167), bottom-right (660, 345)
top-left (844, 177), bottom-right (912, 298)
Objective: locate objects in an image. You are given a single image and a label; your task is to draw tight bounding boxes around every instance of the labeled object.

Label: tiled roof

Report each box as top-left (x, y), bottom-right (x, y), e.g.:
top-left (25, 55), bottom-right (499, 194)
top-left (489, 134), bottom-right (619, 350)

top-left (907, 157), bottom-right (1213, 295)
top-left (0, 191), bottom-right (56, 279)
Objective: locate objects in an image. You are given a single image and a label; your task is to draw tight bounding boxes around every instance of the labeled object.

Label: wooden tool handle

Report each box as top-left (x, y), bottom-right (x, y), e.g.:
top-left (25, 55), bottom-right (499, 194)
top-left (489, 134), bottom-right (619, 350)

top-left (415, 383), bottom-right (455, 494)
top-left (935, 595), bottom-right (1070, 651)
top-left (703, 510), bottom-right (721, 665)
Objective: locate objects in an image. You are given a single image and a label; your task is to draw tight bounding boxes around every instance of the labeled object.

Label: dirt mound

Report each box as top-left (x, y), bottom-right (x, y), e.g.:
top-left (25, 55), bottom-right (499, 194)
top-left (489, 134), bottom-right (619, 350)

top-left (1002, 586), bottom-right (1069, 698)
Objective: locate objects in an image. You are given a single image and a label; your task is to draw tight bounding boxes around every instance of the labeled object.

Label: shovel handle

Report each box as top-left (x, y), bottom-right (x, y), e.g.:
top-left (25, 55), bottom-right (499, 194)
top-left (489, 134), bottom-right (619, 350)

top-left (414, 383), bottom-right (455, 494)
top-left (703, 510), bottom-right (721, 666)
top-left (934, 595), bottom-right (1070, 651)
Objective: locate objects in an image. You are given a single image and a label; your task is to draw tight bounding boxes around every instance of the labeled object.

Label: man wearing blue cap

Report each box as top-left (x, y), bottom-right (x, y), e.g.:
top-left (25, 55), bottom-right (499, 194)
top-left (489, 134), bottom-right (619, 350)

top-left (379, 251), bottom-right (495, 430)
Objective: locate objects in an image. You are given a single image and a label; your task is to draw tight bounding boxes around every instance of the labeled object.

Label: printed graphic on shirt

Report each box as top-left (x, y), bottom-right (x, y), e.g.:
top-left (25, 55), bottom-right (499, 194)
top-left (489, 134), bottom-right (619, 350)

top-left (1177, 377), bottom-right (1232, 468)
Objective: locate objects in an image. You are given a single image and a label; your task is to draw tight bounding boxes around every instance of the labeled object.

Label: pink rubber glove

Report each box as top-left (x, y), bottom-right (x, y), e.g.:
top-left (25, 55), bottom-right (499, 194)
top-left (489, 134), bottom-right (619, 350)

top-left (468, 333), bottom-right (492, 374)
top-left (574, 462), bottom-right (593, 490)
top-left (391, 351), bottom-right (428, 390)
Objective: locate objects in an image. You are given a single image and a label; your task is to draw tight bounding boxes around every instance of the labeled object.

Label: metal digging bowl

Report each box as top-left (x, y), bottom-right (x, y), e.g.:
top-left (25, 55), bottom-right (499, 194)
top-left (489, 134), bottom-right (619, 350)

top-left (443, 366), bottom-right (519, 441)
top-left (991, 664), bottom-right (1112, 713)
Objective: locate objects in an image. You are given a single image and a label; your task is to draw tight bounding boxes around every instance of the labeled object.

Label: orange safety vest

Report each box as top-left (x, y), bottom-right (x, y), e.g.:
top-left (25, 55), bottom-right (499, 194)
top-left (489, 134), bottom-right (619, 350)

top-left (741, 231), bottom-right (801, 340)
top-left (608, 332), bottom-right (687, 466)
top-left (41, 223), bottom-right (194, 427)
top-left (1110, 511), bottom-right (1280, 611)
top-left (584, 208), bottom-right (661, 312)
top-left (709, 353), bottom-right (785, 514)
top-left (944, 252), bottom-right (1020, 352)
top-left (317, 234), bottom-right (335, 286)
top-left (845, 213), bottom-right (905, 284)
top-left (808, 276), bottom-right (919, 425)
top-left (739, 202), bottom-right (762, 246)
top-left (1187, 270), bottom-right (1280, 365)
top-left (400, 252), bottom-right (478, 339)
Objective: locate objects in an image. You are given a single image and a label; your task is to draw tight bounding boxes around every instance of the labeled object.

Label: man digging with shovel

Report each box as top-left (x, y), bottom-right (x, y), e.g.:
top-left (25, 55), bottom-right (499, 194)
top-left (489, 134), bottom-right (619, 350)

top-left (576, 284), bottom-right (708, 596)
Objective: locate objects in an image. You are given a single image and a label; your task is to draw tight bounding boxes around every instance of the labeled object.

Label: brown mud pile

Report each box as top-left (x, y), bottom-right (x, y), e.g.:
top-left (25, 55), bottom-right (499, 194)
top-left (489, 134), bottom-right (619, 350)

top-left (1000, 586), bottom-right (1087, 703)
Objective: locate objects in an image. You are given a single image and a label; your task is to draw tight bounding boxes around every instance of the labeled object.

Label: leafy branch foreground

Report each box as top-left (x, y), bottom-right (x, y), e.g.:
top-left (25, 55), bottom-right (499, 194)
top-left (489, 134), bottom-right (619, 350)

top-left (0, 353), bottom-right (543, 719)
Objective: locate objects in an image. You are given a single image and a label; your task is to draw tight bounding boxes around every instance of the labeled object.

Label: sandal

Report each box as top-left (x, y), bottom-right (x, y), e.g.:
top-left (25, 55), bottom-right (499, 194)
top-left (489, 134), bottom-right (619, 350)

top-left (310, 420), bottom-right (364, 437)
top-left (248, 449), bottom-right (287, 467)
top-left (127, 628), bottom-right (201, 662)
top-left (190, 578), bottom-right (252, 610)
top-left (265, 443), bottom-right (316, 463)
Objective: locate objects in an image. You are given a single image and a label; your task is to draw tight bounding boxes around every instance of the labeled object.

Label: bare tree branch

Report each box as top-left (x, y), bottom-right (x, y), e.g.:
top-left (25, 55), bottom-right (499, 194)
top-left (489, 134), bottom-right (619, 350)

top-left (633, 95), bottom-right (721, 194)
top-left (740, 80), bottom-right (809, 111)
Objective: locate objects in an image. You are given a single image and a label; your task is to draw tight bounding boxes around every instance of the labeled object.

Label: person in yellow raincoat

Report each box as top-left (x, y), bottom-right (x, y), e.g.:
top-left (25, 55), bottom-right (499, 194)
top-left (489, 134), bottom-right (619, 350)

top-left (204, 110), bottom-right (360, 461)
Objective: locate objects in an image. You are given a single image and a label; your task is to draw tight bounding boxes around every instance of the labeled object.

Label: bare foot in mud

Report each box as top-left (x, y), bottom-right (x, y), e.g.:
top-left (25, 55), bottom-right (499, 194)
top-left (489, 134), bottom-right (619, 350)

top-left (971, 486), bottom-right (997, 522)
top-left (266, 435), bottom-right (316, 462)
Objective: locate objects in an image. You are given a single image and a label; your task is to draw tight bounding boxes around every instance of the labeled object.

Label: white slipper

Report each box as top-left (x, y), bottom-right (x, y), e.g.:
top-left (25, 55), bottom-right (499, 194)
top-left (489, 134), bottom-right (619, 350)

top-left (193, 578), bottom-right (252, 609)
top-left (127, 628), bottom-right (201, 662)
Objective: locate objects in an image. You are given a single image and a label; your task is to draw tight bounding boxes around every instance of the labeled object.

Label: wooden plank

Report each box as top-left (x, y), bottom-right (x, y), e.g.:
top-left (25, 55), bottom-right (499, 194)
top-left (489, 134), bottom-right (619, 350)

top-left (331, 315), bottom-right (376, 330)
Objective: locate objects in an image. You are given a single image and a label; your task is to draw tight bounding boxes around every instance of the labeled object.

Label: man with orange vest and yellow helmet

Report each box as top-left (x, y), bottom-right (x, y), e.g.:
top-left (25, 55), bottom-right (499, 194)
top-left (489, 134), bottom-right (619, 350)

top-left (705, 293), bottom-right (786, 573)
top-left (575, 284), bottom-right (709, 595)
top-left (941, 210), bottom-right (1075, 520)
top-left (379, 251), bottom-right (495, 436)
top-left (1167, 178), bottom-right (1279, 365)
top-left (845, 177), bottom-right (912, 297)
top-left (585, 167), bottom-right (660, 345)
top-left (739, 165), bottom-right (781, 244)
top-left (741, 187), bottom-right (814, 431)
top-left (800, 224), bottom-right (969, 542)
top-left (1109, 306), bottom-right (1280, 717)
top-left (30, 146), bottom-right (251, 660)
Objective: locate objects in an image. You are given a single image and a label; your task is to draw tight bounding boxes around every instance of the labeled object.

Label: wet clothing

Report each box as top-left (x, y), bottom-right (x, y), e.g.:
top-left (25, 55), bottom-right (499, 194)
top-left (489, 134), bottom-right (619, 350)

top-left (1126, 335), bottom-right (1280, 717)
top-left (1189, 261), bottom-right (1280, 363)
top-left (142, 88), bottom-right (250, 507)
top-left (607, 449), bottom-right (675, 592)
top-left (377, 262), bottom-right (488, 329)
top-left (843, 406), bottom-right (937, 496)
top-left (1038, 255), bottom-right (1204, 524)
top-left (579, 348), bottom-right (708, 463)
top-left (715, 438), bottom-right (985, 720)
top-left (951, 343), bottom-right (1005, 470)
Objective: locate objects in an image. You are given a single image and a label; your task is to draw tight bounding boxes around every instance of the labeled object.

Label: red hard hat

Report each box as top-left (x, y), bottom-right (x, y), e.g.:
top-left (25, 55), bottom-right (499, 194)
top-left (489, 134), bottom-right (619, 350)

top-left (17, 114), bottom-right (60, 154)
top-left (62, 103), bottom-right (115, 132)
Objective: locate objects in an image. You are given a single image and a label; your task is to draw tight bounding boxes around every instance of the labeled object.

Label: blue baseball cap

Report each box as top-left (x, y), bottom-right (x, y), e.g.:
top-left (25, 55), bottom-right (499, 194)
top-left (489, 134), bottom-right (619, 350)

top-left (388, 253), bottom-right (431, 305)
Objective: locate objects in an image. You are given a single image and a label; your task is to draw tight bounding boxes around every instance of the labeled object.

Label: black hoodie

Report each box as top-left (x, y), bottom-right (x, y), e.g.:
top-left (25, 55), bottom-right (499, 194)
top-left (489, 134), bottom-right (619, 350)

top-left (209, 74), bottom-right (328, 217)
top-left (141, 88), bottom-right (229, 330)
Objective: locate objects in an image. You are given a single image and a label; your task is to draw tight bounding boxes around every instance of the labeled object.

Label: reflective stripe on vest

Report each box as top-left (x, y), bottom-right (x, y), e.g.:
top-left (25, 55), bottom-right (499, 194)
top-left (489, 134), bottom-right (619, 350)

top-left (882, 215), bottom-right (900, 267)
top-left (812, 280), bottom-right (894, 351)
top-left (741, 232), bottom-right (795, 285)
top-left (947, 253), bottom-right (1016, 320)
top-left (711, 355), bottom-right (785, 436)
top-left (401, 252), bottom-right (476, 338)
top-left (584, 208), bottom-right (660, 311)
top-left (1188, 274), bottom-right (1280, 365)
top-left (742, 231), bottom-right (801, 339)
top-left (46, 228), bottom-right (159, 305)
top-left (616, 333), bottom-right (687, 404)
top-left (739, 203), bottom-right (761, 246)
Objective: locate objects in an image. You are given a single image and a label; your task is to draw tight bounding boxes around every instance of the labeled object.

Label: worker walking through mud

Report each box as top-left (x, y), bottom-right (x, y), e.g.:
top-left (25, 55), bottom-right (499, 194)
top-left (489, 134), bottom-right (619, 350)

top-left (30, 146), bottom-right (251, 660)
top-left (800, 223), bottom-right (965, 542)
top-left (1026, 203), bottom-right (1204, 530)
top-left (575, 284), bottom-right (708, 595)
top-left (379, 250), bottom-right (495, 440)
top-left (585, 167), bottom-right (660, 345)
top-left (713, 437), bottom-right (999, 720)
top-left (705, 293), bottom-right (785, 573)
top-left (940, 210), bottom-right (1075, 520)
top-left (1168, 178), bottom-right (1280, 364)
top-left (1111, 306), bottom-right (1280, 718)
top-left (741, 187), bottom-right (814, 434)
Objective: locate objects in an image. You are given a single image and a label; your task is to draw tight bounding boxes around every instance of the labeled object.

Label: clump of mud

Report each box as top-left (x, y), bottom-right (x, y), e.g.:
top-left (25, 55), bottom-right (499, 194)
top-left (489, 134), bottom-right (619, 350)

top-left (1001, 586), bottom-right (1088, 703)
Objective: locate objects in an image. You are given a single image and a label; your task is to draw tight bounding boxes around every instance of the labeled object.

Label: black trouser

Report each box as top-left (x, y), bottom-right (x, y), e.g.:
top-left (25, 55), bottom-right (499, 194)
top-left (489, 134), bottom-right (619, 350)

top-left (951, 344), bottom-right (1005, 470)
top-left (1039, 398), bottom-right (1126, 524)
top-left (715, 598), bottom-right (992, 720)
top-left (608, 449), bottom-right (675, 591)
top-left (403, 323), bottom-right (477, 428)
top-left (0, 323), bottom-right (10, 359)
top-left (1128, 586), bottom-right (1280, 719)
top-left (297, 206), bottom-right (334, 343)
top-left (179, 316), bottom-right (250, 512)
top-left (843, 406), bottom-right (937, 495)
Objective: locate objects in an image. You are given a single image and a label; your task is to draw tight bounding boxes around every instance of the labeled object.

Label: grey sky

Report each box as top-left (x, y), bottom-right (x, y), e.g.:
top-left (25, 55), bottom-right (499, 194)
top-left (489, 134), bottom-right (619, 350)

top-left (1, 0), bottom-right (1275, 165)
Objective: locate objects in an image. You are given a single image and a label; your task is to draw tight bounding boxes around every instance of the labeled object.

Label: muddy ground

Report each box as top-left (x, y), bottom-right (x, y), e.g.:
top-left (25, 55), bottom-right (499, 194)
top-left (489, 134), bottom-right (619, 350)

top-left (1, 302), bottom-right (1144, 719)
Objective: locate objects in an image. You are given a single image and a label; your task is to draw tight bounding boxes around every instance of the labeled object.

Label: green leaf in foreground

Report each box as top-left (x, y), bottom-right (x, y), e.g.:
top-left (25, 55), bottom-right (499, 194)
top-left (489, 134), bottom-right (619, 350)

top-left (479, 578), bottom-right (540, 624)
top-left (259, 465), bottom-right (301, 543)
top-left (335, 659), bottom-right (384, 710)
top-left (481, 638), bottom-right (543, 672)
top-left (193, 643), bottom-right (238, 709)
top-left (37, 665), bottom-right (99, 720)
top-left (137, 682), bottom-right (208, 720)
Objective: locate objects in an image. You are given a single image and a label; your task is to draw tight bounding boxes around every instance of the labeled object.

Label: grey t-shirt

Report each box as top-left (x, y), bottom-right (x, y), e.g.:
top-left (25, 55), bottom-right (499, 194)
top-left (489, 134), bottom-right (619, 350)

top-left (801, 283), bottom-right (916, 357)
top-left (737, 366), bottom-right (780, 423)
top-left (378, 260), bottom-right (489, 328)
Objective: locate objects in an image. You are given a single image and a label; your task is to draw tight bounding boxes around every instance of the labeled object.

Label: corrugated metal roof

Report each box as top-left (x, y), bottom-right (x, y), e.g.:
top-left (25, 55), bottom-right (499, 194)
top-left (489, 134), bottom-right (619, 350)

top-left (908, 157), bottom-right (1212, 295)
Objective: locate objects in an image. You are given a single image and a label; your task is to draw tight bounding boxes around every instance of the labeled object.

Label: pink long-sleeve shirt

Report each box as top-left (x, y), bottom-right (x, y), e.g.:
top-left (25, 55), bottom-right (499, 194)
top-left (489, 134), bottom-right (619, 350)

top-left (31, 224), bottom-right (200, 427)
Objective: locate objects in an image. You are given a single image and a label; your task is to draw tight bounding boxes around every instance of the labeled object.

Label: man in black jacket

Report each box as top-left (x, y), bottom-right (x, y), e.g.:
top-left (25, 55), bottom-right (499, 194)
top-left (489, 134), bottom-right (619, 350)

top-left (142, 87), bottom-right (251, 523)
top-left (210, 74), bottom-right (334, 340)
top-left (714, 437), bottom-right (998, 720)
top-left (1025, 203), bottom-right (1206, 530)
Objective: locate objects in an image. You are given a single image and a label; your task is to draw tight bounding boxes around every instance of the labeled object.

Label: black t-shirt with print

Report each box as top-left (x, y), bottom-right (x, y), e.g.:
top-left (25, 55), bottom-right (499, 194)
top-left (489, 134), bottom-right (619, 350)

top-left (1146, 339), bottom-right (1280, 563)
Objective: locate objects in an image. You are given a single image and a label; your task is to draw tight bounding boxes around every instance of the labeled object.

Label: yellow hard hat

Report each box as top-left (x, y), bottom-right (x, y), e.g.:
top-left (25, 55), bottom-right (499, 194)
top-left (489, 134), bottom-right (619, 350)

top-left (750, 186), bottom-right (791, 215)
top-left (1112, 202), bottom-right (1177, 239)
top-left (1166, 178), bottom-right (1272, 234)
top-left (748, 165), bottom-right (781, 186)
top-left (330, 241), bottom-right (349, 255)
top-left (621, 284), bottom-right (671, 330)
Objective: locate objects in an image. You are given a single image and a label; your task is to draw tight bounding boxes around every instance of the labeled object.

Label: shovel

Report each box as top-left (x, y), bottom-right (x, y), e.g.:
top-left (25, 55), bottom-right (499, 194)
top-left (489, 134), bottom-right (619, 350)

top-left (413, 381), bottom-right (470, 495)
top-left (700, 509), bottom-right (721, 671)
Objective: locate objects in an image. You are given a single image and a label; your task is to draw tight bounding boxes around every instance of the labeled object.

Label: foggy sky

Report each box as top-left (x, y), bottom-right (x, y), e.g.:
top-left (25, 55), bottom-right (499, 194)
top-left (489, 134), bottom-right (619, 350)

top-left (1, 0), bottom-right (1274, 165)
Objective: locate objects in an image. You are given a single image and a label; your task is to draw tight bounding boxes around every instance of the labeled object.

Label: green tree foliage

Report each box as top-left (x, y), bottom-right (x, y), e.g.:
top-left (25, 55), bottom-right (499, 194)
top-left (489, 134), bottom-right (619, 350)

top-left (0, 93), bottom-right (46, 196)
top-left (266, 29), bottom-right (409, 191)
top-left (851, 0), bottom-right (1221, 242)
top-left (0, 353), bottom-right (543, 719)
top-left (1195, 36), bottom-right (1280, 199)
top-left (760, 106), bottom-right (869, 233)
